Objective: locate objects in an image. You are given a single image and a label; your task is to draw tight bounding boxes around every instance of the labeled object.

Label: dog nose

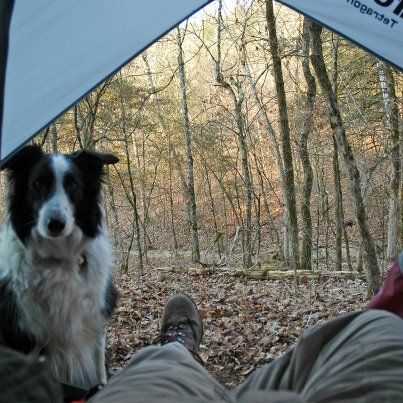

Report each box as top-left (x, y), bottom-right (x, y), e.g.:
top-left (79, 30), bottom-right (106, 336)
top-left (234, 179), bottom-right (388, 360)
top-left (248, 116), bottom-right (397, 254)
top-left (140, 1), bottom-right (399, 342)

top-left (48, 218), bottom-right (66, 235)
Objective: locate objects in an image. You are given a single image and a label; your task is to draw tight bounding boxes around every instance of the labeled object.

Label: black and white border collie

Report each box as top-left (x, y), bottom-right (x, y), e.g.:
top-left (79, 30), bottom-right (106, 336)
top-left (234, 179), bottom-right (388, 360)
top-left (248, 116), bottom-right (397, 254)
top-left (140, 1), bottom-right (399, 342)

top-left (0, 145), bottom-right (119, 388)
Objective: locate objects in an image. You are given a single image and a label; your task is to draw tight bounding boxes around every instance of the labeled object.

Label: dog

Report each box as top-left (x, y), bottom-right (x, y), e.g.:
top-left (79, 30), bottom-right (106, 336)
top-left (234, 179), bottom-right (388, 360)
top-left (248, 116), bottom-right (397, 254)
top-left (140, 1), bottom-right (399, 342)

top-left (0, 145), bottom-right (119, 388)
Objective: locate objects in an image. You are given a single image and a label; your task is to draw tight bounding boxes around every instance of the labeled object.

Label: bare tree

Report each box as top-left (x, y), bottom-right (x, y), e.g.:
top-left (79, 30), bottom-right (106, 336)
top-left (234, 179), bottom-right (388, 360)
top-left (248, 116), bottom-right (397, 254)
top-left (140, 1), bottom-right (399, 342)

top-left (142, 52), bottom-right (182, 252)
top-left (118, 72), bottom-right (144, 275)
top-left (309, 22), bottom-right (380, 296)
top-left (265, 0), bottom-right (300, 274)
top-left (176, 27), bottom-right (201, 263)
top-left (331, 35), bottom-right (352, 271)
top-left (298, 18), bottom-right (316, 270)
top-left (243, 57), bottom-right (285, 259)
top-left (73, 80), bottom-right (111, 149)
top-left (216, 0), bottom-right (253, 269)
top-left (51, 123), bottom-right (58, 153)
top-left (378, 62), bottom-right (401, 260)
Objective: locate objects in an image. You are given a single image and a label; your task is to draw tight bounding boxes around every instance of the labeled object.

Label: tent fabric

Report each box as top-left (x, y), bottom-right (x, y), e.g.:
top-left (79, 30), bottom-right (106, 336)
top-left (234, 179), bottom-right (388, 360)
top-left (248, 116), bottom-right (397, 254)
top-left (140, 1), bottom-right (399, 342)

top-left (0, 0), bottom-right (15, 161)
top-left (1, 0), bottom-right (402, 164)
top-left (0, 0), bottom-right (212, 163)
top-left (278, 0), bottom-right (403, 72)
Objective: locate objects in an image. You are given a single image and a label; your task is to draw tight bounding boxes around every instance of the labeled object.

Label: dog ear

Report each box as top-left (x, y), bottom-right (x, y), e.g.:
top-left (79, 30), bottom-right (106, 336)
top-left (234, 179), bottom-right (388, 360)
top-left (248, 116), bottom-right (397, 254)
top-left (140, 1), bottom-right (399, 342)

top-left (70, 150), bottom-right (119, 166)
top-left (1, 144), bottom-right (44, 172)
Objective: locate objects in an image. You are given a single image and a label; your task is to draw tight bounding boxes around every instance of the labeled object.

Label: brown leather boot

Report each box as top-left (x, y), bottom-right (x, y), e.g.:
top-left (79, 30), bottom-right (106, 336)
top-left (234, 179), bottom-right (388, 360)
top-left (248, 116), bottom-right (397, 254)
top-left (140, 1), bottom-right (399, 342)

top-left (160, 294), bottom-right (204, 363)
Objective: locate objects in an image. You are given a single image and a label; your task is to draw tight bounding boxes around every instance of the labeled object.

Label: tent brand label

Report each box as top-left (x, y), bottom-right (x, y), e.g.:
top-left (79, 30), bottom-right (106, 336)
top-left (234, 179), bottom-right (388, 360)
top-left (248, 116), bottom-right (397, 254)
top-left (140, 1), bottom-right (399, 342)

top-left (373, 0), bottom-right (403, 17)
top-left (347, 0), bottom-right (400, 27)
top-left (277, 0), bottom-right (402, 71)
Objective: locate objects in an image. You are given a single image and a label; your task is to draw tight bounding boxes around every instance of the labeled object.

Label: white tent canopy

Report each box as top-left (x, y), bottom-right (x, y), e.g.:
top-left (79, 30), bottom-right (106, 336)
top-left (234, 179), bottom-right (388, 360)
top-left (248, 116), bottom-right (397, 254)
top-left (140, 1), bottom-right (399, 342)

top-left (0, 0), bottom-right (213, 162)
top-left (1, 0), bottom-right (402, 164)
top-left (278, 0), bottom-right (403, 71)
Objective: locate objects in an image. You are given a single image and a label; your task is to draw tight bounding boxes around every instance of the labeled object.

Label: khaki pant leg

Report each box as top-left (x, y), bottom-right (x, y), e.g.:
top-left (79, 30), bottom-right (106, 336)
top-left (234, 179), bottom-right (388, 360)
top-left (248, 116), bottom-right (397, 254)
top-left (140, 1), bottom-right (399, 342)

top-left (89, 342), bottom-right (233, 403)
top-left (235, 310), bottom-right (403, 402)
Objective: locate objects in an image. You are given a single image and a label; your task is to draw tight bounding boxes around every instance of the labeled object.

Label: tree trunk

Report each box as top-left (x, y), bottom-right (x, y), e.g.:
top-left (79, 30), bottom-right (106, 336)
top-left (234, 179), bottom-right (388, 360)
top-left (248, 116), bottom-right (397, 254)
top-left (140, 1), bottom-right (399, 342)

top-left (51, 124), bottom-right (58, 153)
top-left (378, 62), bottom-right (401, 260)
top-left (235, 99), bottom-right (254, 269)
top-left (333, 135), bottom-right (343, 270)
top-left (331, 34), bottom-right (349, 271)
top-left (254, 151), bottom-right (282, 254)
top-left (265, 0), bottom-right (300, 275)
top-left (118, 73), bottom-right (143, 275)
top-left (212, 170), bottom-right (241, 226)
top-left (168, 153), bottom-right (179, 251)
top-left (298, 19), bottom-right (315, 270)
top-left (132, 134), bottom-right (149, 260)
top-left (216, 0), bottom-right (253, 269)
top-left (204, 164), bottom-right (222, 258)
top-left (309, 22), bottom-right (380, 296)
top-left (177, 28), bottom-right (201, 264)
top-left (243, 58), bottom-right (284, 258)
top-left (73, 81), bottom-right (110, 150)
top-left (104, 163), bottom-right (124, 268)
top-left (142, 53), bottom-right (183, 252)
top-left (254, 194), bottom-right (262, 257)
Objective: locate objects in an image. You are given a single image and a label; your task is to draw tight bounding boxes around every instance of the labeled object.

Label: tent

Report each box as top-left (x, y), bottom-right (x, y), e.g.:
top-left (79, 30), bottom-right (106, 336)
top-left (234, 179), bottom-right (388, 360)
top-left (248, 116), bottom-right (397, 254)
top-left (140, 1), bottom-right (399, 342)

top-left (1, 0), bottom-right (402, 165)
top-left (279, 0), bottom-right (403, 72)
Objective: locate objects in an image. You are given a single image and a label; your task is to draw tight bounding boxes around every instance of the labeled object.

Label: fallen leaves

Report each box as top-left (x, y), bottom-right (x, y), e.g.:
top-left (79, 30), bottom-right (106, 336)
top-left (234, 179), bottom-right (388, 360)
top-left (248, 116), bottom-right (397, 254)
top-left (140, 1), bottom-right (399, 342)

top-left (108, 267), bottom-right (367, 387)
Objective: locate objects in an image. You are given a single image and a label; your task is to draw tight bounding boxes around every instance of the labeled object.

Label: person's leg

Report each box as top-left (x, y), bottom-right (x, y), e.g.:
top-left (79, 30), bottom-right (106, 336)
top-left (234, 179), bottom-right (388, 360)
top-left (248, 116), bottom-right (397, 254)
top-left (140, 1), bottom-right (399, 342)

top-left (367, 251), bottom-right (403, 317)
top-left (89, 342), bottom-right (231, 403)
top-left (235, 310), bottom-right (403, 402)
top-left (89, 294), bottom-right (233, 403)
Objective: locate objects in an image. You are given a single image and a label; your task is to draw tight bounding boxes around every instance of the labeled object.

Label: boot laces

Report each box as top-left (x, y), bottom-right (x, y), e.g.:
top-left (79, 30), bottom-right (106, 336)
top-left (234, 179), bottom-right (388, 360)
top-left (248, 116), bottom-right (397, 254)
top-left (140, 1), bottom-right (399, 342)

top-left (160, 320), bottom-right (204, 365)
top-left (161, 321), bottom-right (187, 345)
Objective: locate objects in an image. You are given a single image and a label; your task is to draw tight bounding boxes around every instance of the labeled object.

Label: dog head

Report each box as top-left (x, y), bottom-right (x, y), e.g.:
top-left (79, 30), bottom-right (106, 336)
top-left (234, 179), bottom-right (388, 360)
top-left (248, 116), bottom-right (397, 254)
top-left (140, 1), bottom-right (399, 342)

top-left (1, 145), bottom-right (119, 243)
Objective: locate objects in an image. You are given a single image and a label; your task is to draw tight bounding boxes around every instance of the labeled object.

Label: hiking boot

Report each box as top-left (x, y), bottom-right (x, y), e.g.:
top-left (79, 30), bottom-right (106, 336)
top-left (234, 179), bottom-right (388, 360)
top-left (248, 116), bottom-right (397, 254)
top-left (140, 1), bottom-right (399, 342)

top-left (160, 294), bottom-right (204, 363)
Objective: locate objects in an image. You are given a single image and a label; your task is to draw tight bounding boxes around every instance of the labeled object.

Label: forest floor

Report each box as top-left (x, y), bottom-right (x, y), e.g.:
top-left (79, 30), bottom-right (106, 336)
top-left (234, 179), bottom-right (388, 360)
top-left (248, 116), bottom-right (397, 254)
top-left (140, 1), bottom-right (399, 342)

top-left (108, 256), bottom-right (370, 388)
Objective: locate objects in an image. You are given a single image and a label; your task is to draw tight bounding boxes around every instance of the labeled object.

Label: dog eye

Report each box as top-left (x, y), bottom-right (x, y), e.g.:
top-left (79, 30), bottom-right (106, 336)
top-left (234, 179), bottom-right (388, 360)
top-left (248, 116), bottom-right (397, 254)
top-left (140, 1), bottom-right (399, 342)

top-left (33, 178), bottom-right (45, 190)
top-left (65, 177), bottom-right (79, 190)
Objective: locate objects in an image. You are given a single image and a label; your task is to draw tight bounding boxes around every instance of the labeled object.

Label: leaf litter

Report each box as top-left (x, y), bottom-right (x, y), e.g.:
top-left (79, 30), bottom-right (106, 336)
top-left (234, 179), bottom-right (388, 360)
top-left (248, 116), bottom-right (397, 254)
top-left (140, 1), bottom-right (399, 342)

top-left (108, 267), bottom-right (367, 388)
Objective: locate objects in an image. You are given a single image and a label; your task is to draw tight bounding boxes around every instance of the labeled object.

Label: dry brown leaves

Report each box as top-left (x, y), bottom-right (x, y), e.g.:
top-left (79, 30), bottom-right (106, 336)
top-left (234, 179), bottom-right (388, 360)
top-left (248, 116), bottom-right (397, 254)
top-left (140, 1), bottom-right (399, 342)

top-left (108, 267), bottom-right (367, 388)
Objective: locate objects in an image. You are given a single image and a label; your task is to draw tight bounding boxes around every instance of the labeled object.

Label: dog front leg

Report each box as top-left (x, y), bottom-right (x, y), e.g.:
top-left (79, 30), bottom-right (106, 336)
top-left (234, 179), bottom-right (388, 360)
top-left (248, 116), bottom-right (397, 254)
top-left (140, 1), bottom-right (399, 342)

top-left (97, 334), bottom-right (107, 384)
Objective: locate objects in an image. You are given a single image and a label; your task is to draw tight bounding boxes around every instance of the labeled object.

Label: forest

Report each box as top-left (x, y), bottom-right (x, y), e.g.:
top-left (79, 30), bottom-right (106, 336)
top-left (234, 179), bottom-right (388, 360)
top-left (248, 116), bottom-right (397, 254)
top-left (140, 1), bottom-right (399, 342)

top-left (1, 0), bottom-right (401, 384)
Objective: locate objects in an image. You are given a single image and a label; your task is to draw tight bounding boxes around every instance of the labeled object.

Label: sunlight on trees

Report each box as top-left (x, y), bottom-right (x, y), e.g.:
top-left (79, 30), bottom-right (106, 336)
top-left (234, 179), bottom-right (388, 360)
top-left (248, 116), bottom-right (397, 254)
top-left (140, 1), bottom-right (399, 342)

top-left (9, 0), bottom-right (401, 297)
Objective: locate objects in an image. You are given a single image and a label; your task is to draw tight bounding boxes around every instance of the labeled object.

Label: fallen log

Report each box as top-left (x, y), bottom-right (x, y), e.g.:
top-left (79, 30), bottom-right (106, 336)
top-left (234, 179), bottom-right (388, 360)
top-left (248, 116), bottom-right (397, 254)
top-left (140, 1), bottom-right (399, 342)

top-left (231, 268), bottom-right (365, 281)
